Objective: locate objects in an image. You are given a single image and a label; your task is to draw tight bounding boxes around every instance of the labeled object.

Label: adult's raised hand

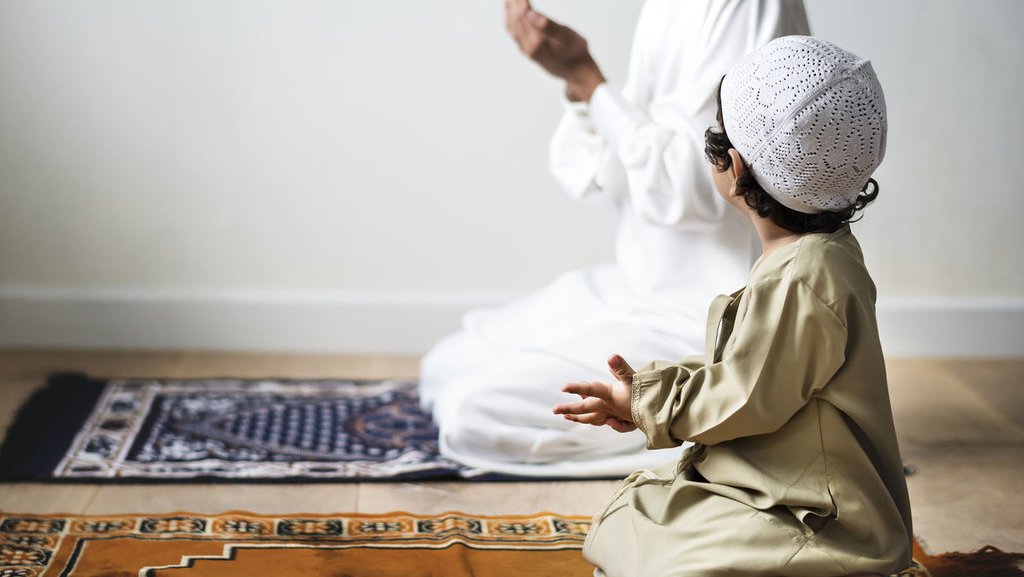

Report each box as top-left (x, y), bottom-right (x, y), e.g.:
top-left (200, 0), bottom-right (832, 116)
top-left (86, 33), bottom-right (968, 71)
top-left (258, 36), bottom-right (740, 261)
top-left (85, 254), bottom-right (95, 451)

top-left (503, 0), bottom-right (606, 102)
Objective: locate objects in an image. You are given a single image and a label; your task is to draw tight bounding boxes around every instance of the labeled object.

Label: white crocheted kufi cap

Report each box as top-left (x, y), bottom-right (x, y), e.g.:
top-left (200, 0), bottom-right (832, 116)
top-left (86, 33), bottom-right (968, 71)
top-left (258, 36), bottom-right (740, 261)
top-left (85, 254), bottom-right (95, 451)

top-left (721, 36), bottom-right (887, 214)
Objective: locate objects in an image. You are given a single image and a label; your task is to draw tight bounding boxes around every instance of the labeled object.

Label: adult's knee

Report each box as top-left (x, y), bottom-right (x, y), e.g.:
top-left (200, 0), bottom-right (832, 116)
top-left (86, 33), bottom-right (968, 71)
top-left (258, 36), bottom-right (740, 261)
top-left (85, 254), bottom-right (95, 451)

top-left (435, 389), bottom-right (545, 465)
top-left (419, 331), bottom-right (497, 413)
top-left (418, 333), bottom-right (469, 412)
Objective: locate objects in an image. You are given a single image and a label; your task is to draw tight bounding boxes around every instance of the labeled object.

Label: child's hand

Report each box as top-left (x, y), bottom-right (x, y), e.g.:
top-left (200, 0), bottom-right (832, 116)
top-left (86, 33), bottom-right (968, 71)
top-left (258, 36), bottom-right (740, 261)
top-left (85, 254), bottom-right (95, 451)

top-left (553, 354), bottom-right (638, 433)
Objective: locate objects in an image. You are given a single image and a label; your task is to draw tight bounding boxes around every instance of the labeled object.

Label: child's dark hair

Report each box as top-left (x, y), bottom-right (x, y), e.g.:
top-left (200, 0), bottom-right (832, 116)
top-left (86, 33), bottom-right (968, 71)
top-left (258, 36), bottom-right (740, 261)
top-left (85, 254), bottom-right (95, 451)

top-left (704, 78), bottom-right (879, 234)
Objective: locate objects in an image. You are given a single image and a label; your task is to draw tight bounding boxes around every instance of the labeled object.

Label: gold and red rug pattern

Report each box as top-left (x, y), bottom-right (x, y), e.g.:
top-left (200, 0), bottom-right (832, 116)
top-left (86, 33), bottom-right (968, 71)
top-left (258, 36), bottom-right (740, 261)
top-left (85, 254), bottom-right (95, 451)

top-left (4, 511), bottom-right (1016, 577)
top-left (0, 511), bottom-right (594, 577)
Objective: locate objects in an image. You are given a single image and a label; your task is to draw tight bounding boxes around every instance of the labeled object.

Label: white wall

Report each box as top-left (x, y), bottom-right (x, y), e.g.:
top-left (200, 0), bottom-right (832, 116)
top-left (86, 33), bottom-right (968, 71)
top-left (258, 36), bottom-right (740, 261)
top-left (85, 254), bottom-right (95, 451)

top-left (1, 0), bottom-right (1022, 356)
top-left (806, 1), bottom-right (1024, 298)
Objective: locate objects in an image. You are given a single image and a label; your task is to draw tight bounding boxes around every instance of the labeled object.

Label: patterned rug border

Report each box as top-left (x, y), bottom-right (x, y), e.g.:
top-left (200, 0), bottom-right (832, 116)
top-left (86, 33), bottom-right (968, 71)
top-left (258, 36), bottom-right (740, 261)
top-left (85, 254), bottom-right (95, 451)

top-left (0, 510), bottom-right (595, 576)
top-left (0, 511), bottom-right (979, 577)
top-left (0, 510), bottom-right (593, 522)
top-left (0, 510), bottom-right (593, 546)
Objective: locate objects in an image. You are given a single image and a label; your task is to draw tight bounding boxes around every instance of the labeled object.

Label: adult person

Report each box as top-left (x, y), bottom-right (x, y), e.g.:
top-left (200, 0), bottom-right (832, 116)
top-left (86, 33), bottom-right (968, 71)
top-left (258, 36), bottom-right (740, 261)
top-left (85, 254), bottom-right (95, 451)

top-left (420, 0), bottom-right (810, 477)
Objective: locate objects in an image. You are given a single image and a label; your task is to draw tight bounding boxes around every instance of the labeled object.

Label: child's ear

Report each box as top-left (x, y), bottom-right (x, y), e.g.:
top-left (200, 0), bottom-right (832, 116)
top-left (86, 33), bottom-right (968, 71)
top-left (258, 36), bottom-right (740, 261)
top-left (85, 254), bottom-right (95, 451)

top-left (727, 148), bottom-right (746, 186)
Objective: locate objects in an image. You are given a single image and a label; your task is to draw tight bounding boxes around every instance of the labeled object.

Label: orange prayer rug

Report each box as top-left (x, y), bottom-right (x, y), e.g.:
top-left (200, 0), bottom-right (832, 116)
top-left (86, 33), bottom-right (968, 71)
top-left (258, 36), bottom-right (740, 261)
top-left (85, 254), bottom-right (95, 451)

top-left (0, 511), bottom-right (593, 577)
top-left (1, 511), bottom-right (1018, 577)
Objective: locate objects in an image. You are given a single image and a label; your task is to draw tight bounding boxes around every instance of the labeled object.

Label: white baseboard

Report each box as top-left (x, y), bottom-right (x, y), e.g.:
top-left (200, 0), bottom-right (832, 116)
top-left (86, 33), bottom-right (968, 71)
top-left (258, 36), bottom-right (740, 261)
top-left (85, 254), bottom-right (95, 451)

top-left (1, 287), bottom-right (1021, 357)
top-left (0, 287), bottom-right (508, 355)
top-left (875, 297), bottom-right (1024, 357)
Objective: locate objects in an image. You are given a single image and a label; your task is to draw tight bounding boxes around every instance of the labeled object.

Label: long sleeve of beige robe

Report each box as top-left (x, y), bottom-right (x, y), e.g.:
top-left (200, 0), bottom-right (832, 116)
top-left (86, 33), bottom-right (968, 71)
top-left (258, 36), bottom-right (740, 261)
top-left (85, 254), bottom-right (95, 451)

top-left (630, 277), bottom-right (848, 448)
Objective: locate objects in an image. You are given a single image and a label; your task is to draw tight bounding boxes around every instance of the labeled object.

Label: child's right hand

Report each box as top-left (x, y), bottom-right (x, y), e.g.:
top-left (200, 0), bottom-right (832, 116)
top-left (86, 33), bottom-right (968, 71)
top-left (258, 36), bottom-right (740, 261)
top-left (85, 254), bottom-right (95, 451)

top-left (553, 354), bottom-right (638, 433)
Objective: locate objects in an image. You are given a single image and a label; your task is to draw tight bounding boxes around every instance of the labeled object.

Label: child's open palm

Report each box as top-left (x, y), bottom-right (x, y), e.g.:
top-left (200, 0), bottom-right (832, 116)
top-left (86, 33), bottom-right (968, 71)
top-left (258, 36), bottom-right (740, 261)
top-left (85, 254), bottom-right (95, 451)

top-left (554, 354), bottom-right (638, 433)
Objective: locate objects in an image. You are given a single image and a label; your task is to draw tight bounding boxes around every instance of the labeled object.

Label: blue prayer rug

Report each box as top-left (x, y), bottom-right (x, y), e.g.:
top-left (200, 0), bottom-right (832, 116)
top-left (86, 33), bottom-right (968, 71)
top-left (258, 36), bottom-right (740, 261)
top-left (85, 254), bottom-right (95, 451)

top-left (0, 373), bottom-right (496, 482)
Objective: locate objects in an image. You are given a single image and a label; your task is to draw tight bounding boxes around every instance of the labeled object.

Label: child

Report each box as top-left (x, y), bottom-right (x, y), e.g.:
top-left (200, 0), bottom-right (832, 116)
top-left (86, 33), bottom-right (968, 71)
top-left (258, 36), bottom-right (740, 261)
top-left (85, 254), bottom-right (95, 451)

top-left (553, 36), bottom-right (913, 577)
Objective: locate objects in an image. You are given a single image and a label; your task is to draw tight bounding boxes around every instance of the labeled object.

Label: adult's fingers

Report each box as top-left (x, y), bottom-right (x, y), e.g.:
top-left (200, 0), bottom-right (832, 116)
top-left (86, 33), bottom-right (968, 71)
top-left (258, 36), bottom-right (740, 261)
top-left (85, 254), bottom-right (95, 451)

top-left (504, 0), bottom-right (515, 34)
top-left (504, 0), bottom-right (536, 47)
top-left (504, 0), bottom-right (526, 42)
top-left (526, 10), bottom-right (574, 43)
top-left (505, 0), bottom-right (529, 21)
top-left (562, 381), bottom-right (612, 401)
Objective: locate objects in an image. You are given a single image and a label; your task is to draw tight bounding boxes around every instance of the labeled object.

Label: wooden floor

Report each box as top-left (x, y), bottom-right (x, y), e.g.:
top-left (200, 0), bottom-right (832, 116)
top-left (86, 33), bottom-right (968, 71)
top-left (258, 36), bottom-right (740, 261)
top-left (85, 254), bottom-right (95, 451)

top-left (0, 350), bottom-right (1021, 554)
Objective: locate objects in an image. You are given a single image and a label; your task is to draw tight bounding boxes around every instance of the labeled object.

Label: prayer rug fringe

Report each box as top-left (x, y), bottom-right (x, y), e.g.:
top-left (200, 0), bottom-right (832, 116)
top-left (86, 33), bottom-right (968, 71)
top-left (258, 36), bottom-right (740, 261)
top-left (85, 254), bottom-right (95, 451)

top-left (914, 541), bottom-right (1024, 577)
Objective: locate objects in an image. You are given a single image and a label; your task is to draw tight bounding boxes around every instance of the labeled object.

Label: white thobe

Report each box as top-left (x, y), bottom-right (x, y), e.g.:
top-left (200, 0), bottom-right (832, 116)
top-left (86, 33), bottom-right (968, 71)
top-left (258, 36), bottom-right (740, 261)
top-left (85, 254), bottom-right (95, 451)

top-left (421, 0), bottom-right (810, 477)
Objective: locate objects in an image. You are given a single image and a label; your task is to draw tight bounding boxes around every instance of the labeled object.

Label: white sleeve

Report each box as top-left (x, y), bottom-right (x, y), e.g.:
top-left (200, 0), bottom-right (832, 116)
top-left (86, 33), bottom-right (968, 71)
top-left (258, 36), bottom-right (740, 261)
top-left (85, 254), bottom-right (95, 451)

top-left (547, 96), bottom-right (622, 201)
top-left (555, 0), bottom-right (810, 225)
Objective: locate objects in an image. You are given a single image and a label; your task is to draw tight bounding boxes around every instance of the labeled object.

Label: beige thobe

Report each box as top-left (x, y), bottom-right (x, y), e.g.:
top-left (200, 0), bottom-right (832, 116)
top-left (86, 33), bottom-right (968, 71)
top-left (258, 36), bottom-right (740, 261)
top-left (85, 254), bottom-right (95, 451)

top-left (584, 227), bottom-right (913, 577)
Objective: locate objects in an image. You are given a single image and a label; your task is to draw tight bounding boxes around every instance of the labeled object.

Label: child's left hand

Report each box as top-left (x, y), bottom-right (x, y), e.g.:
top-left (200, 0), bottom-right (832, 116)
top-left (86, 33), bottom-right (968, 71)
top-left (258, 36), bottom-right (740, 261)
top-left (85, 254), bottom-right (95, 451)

top-left (554, 354), bottom-right (638, 433)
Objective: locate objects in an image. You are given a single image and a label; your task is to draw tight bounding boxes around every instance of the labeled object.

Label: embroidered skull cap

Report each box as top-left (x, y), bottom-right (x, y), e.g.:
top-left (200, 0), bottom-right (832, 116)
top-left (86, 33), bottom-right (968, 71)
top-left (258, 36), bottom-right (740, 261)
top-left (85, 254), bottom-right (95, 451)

top-left (721, 35), bottom-right (887, 214)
